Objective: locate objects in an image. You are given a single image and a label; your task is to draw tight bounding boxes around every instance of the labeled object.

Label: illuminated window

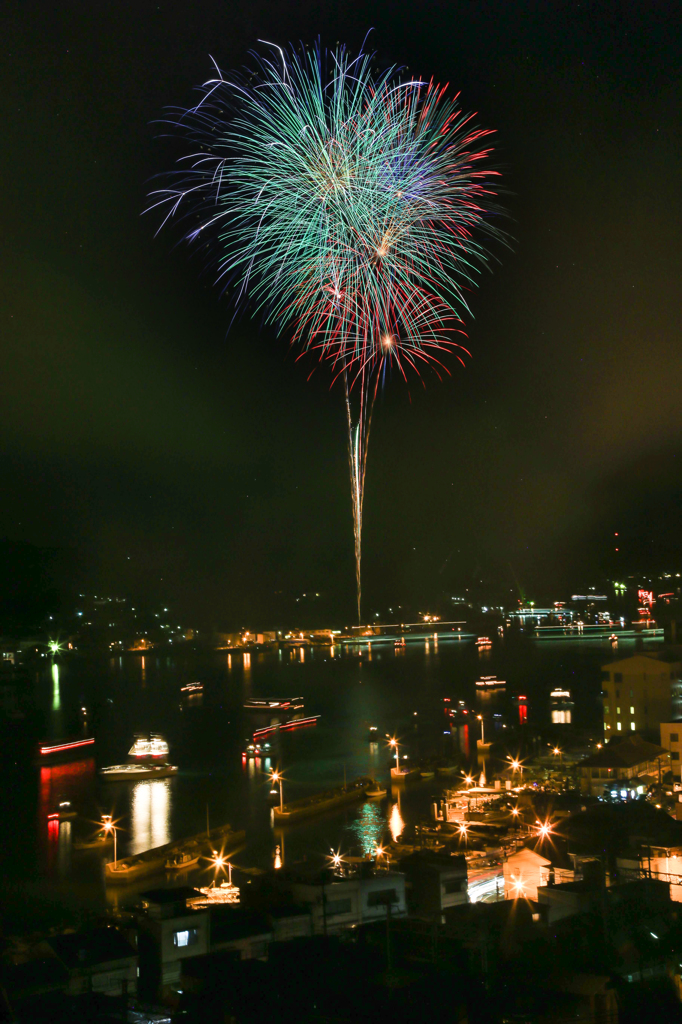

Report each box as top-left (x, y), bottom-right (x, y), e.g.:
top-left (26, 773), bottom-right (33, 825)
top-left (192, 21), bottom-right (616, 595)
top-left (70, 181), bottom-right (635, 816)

top-left (604, 706), bottom-right (609, 716)
top-left (173, 928), bottom-right (198, 948)
top-left (616, 707), bottom-right (620, 715)
top-left (630, 722), bottom-right (635, 731)
top-left (617, 722), bottom-right (622, 731)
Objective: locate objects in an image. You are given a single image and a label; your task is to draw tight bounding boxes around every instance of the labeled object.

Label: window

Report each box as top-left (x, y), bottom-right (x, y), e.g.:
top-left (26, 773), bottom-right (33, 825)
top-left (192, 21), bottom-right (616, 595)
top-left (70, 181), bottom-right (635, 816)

top-left (630, 707), bottom-right (635, 714)
top-left (173, 928), bottom-right (198, 948)
top-left (671, 733), bottom-right (679, 742)
top-left (616, 707), bottom-right (620, 715)
top-left (616, 689), bottom-right (620, 698)
top-left (672, 752), bottom-right (680, 761)
top-left (617, 722), bottom-right (622, 731)
top-left (615, 673), bottom-right (623, 684)
top-left (325, 898), bottom-right (352, 917)
top-left (631, 722), bottom-right (636, 731)
top-left (444, 880), bottom-right (465, 894)
top-left (367, 889), bottom-right (398, 907)
top-left (601, 671), bottom-right (610, 682)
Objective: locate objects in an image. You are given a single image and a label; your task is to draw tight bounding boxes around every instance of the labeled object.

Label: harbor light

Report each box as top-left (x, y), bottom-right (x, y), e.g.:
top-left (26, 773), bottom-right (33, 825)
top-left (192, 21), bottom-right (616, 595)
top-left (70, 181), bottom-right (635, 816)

top-left (102, 815), bottom-right (118, 867)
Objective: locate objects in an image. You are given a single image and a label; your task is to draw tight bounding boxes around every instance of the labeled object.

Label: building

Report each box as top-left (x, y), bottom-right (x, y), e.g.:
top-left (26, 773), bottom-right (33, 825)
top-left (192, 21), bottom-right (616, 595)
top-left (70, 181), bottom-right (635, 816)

top-left (252, 866), bottom-right (407, 934)
top-left (578, 734), bottom-right (670, 797)
top-left (601, 652), bottom-right (681, 737)
top-left (139, 888), bottom-right (210, 996)
top-left (398, 852), bottom-right (468, 921)
top-left (43, 926), bottom-right (138, 997)
top-left (660, 722), bottom-right (682, 779)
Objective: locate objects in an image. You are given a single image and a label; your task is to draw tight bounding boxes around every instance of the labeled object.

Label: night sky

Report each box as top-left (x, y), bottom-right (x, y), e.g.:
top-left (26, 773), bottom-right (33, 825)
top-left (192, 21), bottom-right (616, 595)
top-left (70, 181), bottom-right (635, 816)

top-left (1, 2), bottom-right (680, 627)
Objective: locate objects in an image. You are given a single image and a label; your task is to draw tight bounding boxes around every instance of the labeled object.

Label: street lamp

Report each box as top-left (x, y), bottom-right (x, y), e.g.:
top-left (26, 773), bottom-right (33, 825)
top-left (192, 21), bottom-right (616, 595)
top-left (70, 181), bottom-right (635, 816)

top-left (270, 769), bottom-right (284, 812)
top-left (102, 815), bottom-right (117, 868)
top-left (388, 737), bottom-right (400, 773)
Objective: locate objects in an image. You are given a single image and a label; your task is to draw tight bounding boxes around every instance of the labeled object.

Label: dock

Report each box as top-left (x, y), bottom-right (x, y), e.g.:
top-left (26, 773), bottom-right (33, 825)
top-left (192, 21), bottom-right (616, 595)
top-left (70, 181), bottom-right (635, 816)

top-left (105, 822), bottom-right (245, 884)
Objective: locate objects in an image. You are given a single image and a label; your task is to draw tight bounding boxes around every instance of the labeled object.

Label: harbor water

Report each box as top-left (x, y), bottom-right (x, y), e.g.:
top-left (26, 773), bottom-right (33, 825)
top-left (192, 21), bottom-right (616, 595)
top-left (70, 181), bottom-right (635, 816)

top-left (1, 628), bottom-right (661, 925)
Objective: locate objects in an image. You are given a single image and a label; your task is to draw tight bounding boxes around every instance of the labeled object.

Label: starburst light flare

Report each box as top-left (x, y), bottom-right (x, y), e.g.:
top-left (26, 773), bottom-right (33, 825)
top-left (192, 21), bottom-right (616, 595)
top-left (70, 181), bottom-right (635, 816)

top-left (150, 40), bottom-right (504, 621)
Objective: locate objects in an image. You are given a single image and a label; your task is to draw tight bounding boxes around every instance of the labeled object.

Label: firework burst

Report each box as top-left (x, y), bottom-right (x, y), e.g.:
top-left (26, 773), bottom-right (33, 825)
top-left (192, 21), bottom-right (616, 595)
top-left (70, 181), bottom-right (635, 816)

top-left (150, 40), bottom-right (504, 621)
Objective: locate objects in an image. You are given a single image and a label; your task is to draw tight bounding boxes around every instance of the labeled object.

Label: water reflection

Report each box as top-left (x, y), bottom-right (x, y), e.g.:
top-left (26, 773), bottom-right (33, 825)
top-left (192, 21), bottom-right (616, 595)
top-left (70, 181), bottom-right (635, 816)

top-left (58, 821), bottom-right (71, 877)
top-left (130, 779), bottom-right (171, 854)
top-left (228, 654), bottom-right (232, 670)
top-left (51, 662), bottom-right (60, 711)
top-left (389, 799), bottom-right (404, 842)
top-left (345, 800), bottom-right (386, 857)
top-left (140, 656), bottom-right (146, 686)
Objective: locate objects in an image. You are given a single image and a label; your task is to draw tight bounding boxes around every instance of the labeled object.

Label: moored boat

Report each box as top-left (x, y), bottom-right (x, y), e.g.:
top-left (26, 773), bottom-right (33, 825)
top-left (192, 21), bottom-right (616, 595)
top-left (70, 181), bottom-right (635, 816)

top-left (165, 849), bottom-right (201, 871)
top-left (100, 763), bottom-right (178, 782)
top-left (390, 766), bottom-right (420, 783)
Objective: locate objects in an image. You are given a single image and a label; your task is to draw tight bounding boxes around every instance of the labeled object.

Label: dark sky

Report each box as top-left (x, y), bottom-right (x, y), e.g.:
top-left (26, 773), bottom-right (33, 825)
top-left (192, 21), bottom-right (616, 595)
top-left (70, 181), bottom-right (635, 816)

top-left (1, 1), bottom-right (681, 626)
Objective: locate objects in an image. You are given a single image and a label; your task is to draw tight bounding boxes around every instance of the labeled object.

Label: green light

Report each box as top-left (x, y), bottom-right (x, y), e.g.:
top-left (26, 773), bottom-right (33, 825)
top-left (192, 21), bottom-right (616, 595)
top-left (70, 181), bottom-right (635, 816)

top-left (48, 640), bottom-right (63, 655)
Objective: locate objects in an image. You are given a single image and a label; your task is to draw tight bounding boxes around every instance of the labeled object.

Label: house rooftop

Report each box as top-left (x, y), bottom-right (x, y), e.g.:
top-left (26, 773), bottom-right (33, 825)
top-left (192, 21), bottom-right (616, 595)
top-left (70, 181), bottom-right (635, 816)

top-left (579, 734), bottom-right (667, 770)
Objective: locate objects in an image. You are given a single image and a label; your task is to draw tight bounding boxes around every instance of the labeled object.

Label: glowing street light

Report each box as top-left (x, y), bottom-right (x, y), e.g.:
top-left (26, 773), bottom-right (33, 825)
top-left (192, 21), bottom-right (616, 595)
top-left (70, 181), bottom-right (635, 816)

top-left (102, 815), bottom-right (118, 868)
top-left (270, 769), bottom-right (284, 812)
top-left (536, 821), bottom-right (553, 840)
top-left (388, 736), bottom-right (400, 772)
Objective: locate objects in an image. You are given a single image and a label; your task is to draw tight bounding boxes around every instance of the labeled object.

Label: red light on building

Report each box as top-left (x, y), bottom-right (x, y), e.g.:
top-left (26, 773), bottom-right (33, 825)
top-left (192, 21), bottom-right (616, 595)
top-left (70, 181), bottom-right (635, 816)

top-left (519, 704), bottom-right (527, 724)
top-left (638, 590), bottom-right (654, 607)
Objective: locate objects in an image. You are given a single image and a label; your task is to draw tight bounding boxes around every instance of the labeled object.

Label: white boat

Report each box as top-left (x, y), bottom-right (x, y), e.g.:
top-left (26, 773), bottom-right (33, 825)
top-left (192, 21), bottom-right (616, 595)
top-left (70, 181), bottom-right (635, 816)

top-left (181, 682), bottom-right (203, 694)
top-left (128, 734), bottom-right (169, 759)
top-left (100, 763), bottom-right (178, 782)
top-left (390, 766), bottom-right (420, 783)
top-left (475, 675), bottom-right (506, 688)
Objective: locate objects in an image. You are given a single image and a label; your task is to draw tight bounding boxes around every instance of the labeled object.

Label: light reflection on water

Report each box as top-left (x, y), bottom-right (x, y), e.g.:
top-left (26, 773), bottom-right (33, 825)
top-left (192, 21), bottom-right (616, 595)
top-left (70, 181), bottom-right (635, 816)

top-left (389, 798), bottom-right (404, 842)
top-left (51, 663), bottom-right (60, 711)
top-left (344, 800), bottom-right (386, 856)
top-left (129, 779), bottom-right (171, 855)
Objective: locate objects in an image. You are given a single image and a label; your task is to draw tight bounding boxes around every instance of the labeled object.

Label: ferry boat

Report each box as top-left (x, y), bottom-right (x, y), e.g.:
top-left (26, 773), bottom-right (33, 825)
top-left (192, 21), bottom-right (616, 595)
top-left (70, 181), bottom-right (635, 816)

top-left (244, 697), bottom-right (304, 713)
top-left (242, 741), bottom-right (272, 758)
top-left (100, 763), bottom-right (178, 782)
top-left (38, 736), bottom-right (95, 763)
top-left (181, 682), bottom-right (203, 695)
top-left (475, 675), bottom-right (506, 689)
top-left (394, 638), bottom-right (406, 649)
top-left (475, 637), bottom-right (492, 649)
top-left (367, 725), bottom-right (379, 742)
top-left (128, 734), bottom-right (169, 759)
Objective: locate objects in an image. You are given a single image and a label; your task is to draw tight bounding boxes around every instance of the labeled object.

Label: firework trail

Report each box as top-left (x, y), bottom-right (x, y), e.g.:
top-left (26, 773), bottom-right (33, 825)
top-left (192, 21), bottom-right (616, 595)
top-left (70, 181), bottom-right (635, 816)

top-left (149, 40), bottom-right (504, 622)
